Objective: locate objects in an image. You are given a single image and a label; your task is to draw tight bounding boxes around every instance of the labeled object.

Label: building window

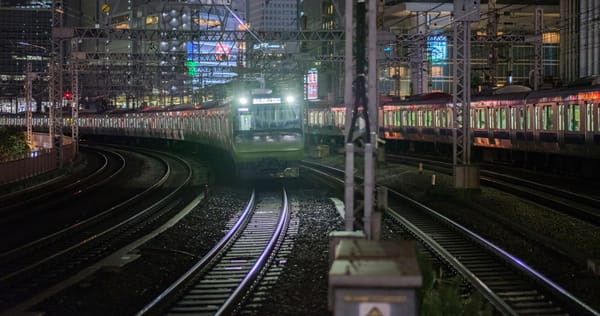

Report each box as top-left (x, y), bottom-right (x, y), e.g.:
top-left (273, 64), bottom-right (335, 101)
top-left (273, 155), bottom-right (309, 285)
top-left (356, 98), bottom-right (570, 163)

top-left (431, 66), bottom-right (443, 78)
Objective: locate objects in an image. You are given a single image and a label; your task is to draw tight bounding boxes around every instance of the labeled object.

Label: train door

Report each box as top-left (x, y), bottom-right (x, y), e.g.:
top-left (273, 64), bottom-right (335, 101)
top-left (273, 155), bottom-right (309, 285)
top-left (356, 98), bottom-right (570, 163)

top-left (494, 106), bottom-right (507, 143)
top-left (556, 102), bottom-right (565, 144)
top-left (335, 109), bottom-right (345, 130)
top-left (532, 104), bottom-right (540, 142)
top-left (473, 107), bottom-right (487, 129)
top-left (585, 101), bottom-right (595, 144)
top-left (434, 107), bottom-right (445, 128)
top-left (434, 108), bottom-right (442, 135)
top-left (509, 106), bottom-right (517, 142)
top-left (488, 106), bottom-right (496, 141)
top-left (408, 109), bottom-right (416, 127)
top-left (424, 109), bottom-right (433, 127)
top-left (567, 103), bottom-right (581, 132)
top-left (381, 107), bottom-right (391, 137)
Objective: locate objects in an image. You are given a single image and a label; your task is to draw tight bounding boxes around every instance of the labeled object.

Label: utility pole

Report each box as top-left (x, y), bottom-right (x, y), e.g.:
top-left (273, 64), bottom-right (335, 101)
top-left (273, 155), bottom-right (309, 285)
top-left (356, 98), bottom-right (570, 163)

top-left (486, 0), bottom-right (498, 89)
top-left (452, 0), bottom-right (480, 189)
top-left (533, 7), bottom-right (543, 90)
top-left (25, 63), bottom-right (34, 146)
top-left (343, 0), bottom-right (377, 239)
top-left (50, 0), bottom-right (66, 167)
top-left (71, 39), bottom-right (80, 154)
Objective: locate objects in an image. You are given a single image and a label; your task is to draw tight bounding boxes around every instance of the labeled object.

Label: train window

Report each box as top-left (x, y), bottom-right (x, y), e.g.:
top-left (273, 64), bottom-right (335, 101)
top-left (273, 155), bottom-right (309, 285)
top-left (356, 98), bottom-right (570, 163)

top-left (338, 111), bottom-right (346, 128)
top-left (510, 108), bottom-right (516, 129)
top-left (424, 110), bottom-right (433, 127)
top-left (397, 110), bottom-right (404, 126)
top-left (330, 111), bottom-right (337, 126)
top-left (586, 102), bottom-right (594, 132)
top-left (238, 112), bottom-right (252, 131)
top-left (435, 109), bottom-right (448, 128)
top-left (567, 104), bottom-right (580, 131)
top-left (488, 108), bottom-right (494, 129)
top-left (408, 111), bottom-right (416, 126)
top-left (474, 108), bottom-right (486, 129)
top-left (542, 105), bottom-right (553, 130)
top-left (496, 108), bottom-right (507, 129)
top-left (382, 110), bottom-right (389, 127)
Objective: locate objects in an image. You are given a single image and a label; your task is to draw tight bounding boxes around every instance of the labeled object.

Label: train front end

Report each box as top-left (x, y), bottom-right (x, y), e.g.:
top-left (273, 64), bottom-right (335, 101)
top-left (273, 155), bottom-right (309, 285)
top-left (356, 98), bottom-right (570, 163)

top-left (230, 91), bottom-right (304, 179)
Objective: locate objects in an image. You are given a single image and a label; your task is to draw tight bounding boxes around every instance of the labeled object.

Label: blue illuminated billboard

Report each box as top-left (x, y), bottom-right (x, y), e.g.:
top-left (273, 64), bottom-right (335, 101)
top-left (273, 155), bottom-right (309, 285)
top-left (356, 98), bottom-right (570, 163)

top-left (427, 36), bottom-right (447, 63)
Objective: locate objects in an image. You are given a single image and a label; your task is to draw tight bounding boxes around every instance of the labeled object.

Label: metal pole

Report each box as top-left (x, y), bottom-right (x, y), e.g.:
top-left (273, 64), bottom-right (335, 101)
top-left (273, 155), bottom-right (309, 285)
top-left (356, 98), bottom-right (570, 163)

top-left (50, 0), bottom-right (65, 167)
top-left (344, 0), bottom-right (354, 231)
top-left (71, 39), bottom-right (79, 154)
top-left (533, 7), bottom-right (543, 90)
top-left (452, 0), bottom-right (480, 189)
top-left (25, 63), bottom-right (33, 146)
top-left (363, 0), bottom-right (378, 239)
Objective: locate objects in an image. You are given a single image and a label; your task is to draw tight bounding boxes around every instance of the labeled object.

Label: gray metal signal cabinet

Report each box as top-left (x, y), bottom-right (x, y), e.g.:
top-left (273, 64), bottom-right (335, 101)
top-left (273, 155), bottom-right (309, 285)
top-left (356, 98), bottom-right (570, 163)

top-left (329, 239), bottom-right (422, 316)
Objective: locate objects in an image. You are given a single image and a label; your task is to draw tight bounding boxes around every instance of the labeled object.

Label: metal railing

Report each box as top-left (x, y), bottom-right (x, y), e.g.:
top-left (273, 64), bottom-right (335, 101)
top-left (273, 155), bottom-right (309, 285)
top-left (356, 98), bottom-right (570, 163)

top-left (0, 136), bottom-right (75, 185)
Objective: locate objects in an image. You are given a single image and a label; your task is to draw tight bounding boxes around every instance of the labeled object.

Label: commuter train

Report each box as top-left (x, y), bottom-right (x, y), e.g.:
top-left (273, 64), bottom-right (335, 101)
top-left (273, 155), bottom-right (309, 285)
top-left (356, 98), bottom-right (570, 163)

top-left (305, 83), bottom-right (600, 173)
top-left (2, 82), bottom-right (600, 175)
top-left (1, 89), bottom-right (305, 179)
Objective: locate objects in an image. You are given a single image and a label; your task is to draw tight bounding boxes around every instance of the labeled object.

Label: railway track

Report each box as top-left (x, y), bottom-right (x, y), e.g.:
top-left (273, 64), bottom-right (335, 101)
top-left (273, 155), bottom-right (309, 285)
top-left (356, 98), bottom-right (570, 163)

top-left (384, 191), bottom-right (597, 316)
top-left (137, 188), bottom-right (291, 315)
top-left (0, 146), bottom-right (124, 226)
top-left (0, 147), bottom-right (194, 313)
top-left (387, 154), bottom-right (600, 226)
top-left (300, 160), bottom-right (599, 315)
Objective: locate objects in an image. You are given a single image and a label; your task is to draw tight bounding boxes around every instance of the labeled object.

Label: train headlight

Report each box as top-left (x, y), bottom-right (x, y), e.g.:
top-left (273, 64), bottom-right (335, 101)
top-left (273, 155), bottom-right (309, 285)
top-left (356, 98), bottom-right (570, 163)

top-left (239, 97), bottom-right (249, 105)
top-left (285, 95), bottom-right (294, 103)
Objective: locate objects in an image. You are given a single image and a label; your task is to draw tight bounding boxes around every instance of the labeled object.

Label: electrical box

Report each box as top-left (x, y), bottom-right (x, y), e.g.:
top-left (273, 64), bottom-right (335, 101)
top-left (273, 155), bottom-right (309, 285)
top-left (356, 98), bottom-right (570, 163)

top-left (329, 240), bottom-right (422, 315)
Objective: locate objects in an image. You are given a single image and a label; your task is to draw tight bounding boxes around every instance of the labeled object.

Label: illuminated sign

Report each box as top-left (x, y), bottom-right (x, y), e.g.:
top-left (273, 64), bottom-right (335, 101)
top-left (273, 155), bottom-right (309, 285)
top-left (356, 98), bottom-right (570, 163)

top-left (146, 16), bottom-right (158, 25)
top-left (304, 68), bottom-right (318, 100)
top-left (427, 36), bottom-right (447, 63)
top-left (193, 18), bottom-right (221, 27)
top-left (253, 97), bottom-right (281, 104)
top-left (215, 42), bottom-right (232, 61)
top-left (185, 11), bottom-right (241, 87)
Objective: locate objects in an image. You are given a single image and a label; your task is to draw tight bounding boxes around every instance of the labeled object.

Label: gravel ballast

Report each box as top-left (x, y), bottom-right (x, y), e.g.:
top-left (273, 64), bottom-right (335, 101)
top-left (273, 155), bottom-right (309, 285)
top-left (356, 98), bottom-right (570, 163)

top-left (7, 149), bottom-right (600, 315)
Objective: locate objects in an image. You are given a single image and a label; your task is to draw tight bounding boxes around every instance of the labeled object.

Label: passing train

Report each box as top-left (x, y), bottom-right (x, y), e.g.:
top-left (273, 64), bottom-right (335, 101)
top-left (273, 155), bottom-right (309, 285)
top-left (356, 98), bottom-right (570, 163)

top-left (2, 82), bottom-right (600, 175)
top-left (305, 83), bottom-right (600, 174)
top-left (1, 88), bottom-right (305, 179)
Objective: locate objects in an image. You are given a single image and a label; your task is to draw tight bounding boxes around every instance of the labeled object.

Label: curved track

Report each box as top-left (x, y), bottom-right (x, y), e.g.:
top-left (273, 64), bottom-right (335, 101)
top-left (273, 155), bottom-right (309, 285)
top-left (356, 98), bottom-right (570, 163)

top-left (0, 146), bottom-right (124, 226)
top-left (0, 146), bottom-right (193, 313)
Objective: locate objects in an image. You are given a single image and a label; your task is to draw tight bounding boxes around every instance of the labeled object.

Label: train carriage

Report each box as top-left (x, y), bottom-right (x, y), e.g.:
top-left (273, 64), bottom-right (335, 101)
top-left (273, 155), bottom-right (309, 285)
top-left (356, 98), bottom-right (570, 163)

top-left (470, 88), bottom-right (530, 149)
top-left (3, 80), bottom-right (600, 176)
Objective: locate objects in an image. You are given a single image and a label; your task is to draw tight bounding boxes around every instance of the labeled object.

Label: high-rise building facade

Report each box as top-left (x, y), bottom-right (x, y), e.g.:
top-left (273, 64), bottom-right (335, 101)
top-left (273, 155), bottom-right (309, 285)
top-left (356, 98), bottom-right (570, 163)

top-left (0, 2), bottom-right (51, 112)
top-left (560, 0), bottom-right (600, 83)
top-left (247, 0), bottom-right (299, 32)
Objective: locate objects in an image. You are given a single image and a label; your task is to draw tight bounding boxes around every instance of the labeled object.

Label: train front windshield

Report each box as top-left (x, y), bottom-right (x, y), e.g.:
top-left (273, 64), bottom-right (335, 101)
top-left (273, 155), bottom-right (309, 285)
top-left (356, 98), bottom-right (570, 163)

top-left (233, 102), bottom-right (302, 132)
